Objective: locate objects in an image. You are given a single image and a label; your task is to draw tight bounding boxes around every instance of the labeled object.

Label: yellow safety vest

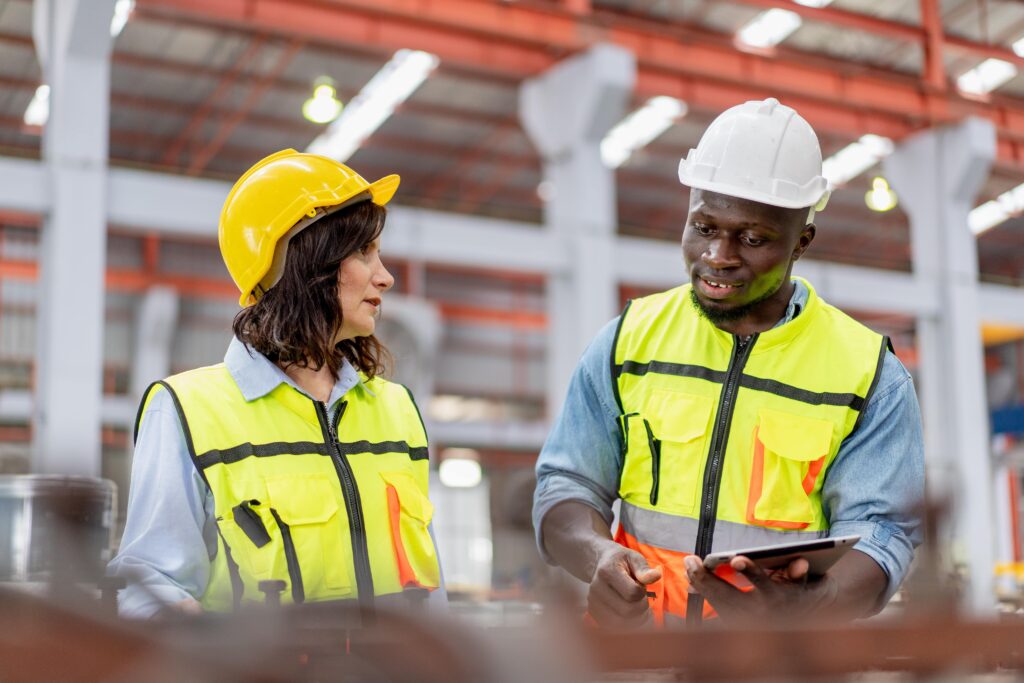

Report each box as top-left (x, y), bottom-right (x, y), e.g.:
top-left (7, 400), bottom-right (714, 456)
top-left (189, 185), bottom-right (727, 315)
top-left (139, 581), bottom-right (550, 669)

top-left (136, 365), bottom-right (441, 612)
top-left (612, 278), bottom-right (888, 623)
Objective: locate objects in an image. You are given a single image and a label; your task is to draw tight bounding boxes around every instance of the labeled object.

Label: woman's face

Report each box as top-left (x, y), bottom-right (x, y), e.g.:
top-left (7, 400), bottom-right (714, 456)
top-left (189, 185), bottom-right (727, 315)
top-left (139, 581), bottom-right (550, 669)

top-left (336, 235), bottom-right (394, 341)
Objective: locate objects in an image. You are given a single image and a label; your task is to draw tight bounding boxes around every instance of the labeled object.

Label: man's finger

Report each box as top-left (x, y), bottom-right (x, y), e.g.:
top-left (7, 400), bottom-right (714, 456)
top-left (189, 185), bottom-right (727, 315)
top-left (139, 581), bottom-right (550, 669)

top-left (627, 554), bottom-right (663, 585)
top-left (595, 558), bottom-right (649, 602)
top-left (784, 557), bottom-right (810, 581)
top-left (589, 584), bottom-right (651, 621)
top-left (729, 555), bottom-right (775, 589)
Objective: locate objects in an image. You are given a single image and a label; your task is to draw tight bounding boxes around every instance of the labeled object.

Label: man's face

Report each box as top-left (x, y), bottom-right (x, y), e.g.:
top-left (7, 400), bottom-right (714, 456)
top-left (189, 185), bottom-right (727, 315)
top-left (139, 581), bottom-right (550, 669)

top-left (682, 189), bottom-right (815, 332)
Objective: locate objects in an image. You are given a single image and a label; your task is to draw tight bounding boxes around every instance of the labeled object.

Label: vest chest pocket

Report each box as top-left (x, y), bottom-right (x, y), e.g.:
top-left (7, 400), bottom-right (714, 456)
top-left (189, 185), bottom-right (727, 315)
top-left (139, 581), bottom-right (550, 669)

top-left (379, 471), bottom-right (440, 590)
top-left (618, 391), bottom-right (714, 514)
top-left (265, 475), bottom-right (351, 596)
top-left (747, 409), bottom-right (834, 530)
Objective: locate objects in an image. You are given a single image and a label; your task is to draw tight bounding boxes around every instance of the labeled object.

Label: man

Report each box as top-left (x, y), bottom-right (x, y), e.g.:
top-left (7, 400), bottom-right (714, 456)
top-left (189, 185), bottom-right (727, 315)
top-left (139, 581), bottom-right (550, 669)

top-left (533, 98), bottom-right (924, 627)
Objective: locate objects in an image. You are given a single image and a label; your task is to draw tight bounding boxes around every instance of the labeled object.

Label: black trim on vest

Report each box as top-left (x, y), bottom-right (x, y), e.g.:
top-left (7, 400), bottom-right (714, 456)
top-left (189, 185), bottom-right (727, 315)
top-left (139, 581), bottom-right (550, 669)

top-left (851, 336), bottom-right (891, 434)
top-left (194, 440), bottom-right (428, 469)
top-left (617, 360), bottom-right (727, 385)
top-left (214, 524), bottom-right (244, 610)
top-left (616, 361), bottom-right (866, 410)
top-left (738, 375), bottom-right (865, 410)
top-left (610, 301), bottom-right (633, 414)
top-left (402, 384), bottom-right (430, 449)
top-left (269, 509), bottom-right (305, 604)
top-left (140, 381), bottom-right (208, 487)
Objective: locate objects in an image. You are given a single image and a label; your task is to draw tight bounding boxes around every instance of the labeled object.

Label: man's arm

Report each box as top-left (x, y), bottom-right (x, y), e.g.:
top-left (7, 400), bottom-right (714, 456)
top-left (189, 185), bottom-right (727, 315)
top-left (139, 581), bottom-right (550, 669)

top-left (685, 351), bottom-right (924, 622)
top-left (533, 318), bottom-right (660, 626)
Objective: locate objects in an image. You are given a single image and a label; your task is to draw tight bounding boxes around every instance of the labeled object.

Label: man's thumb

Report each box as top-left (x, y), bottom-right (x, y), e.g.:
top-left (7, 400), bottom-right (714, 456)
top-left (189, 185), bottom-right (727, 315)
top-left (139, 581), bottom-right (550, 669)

top-left (627, 553), bottom-right (662, 584)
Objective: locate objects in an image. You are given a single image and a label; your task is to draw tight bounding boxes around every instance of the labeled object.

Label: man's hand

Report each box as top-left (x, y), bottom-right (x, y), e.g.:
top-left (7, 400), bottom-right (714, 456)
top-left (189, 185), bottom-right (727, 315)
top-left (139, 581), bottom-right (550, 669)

top-left (587, 544), bottom-right (662, 628)
top-left (684, 555), bottom-right (837, 625)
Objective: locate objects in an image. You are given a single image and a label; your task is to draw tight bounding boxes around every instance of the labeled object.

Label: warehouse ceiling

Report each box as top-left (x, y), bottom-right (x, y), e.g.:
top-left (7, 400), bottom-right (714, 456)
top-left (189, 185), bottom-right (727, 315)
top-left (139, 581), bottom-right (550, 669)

top-left (0, 0), bottom-right (1022, 283)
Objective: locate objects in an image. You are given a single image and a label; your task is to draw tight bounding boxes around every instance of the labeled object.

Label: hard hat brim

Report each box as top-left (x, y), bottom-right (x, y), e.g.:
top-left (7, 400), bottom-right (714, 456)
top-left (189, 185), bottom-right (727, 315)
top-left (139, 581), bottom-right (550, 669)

top-left (368, 174), bottom-right (400, 206)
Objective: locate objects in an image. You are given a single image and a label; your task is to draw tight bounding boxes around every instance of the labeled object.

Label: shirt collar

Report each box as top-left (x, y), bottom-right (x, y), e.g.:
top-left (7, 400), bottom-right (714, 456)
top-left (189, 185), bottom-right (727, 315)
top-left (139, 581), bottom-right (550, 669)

top-left (778, 277), bottom-right (808, 328)
top-left (224, 336), bottom-right (364, 406)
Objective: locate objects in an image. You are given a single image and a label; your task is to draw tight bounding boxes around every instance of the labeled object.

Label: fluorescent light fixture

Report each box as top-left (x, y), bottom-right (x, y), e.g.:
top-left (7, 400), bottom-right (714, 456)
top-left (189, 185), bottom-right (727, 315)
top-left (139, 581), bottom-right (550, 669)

top-left (110, 0), bottom-right (135, 38)
top-left (957, 59), bottom-right (1017, 95)
top-left (23, 84), bottom-right (50, 127)
top-left (439, 450), bottom-right (482, 488)
top-left (1013, 36), bottom-right (1024, 58)
top-left (821, 133), bottom-right (893, 187)
top-left (737, 9), bottom-right (802, 49)
top-left (600, 96), bottom-right (687, 168)
top-left (969, 183), bottom-right (1024, 234)
top-left (793, 0), bottom-right (833, 6)
top-left (307, 49), bottom-right (439, 161)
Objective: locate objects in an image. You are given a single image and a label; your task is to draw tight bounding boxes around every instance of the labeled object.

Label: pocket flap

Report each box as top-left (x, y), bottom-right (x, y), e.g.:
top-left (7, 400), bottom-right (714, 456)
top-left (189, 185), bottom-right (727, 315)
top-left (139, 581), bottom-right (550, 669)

top-left (266, 476), bottom-right (339, 525)
top-left (757, 409), bottom-right (833, 462)
top-left (646, 390), bottom-right (714, 443)
top-left (379, 471), bottom-right (434, 523)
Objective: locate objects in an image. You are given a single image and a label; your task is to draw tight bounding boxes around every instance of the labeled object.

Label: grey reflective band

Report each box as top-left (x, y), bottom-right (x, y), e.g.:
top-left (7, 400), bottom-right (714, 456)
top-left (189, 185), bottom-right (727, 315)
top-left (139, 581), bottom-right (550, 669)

top-left (619, 501), bottom-right (827, 554)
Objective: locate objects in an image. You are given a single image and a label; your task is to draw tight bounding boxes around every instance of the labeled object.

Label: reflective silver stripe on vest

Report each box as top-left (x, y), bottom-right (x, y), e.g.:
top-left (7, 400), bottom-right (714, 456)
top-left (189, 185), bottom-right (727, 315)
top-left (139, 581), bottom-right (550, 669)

top-left (619, 501), bottom-right (828, 554)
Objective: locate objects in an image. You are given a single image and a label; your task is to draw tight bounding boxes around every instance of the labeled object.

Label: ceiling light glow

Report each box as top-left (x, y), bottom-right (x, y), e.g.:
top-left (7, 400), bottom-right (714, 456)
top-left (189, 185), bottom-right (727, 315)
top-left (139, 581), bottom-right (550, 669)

top-left (865, 177), bottom-right (898, 212)
top-left (821, 133), bottom-right (893, 187)
top-left (600, 96), bottom-right (687, 169)
top-left (110, 0), bottom-right (135, 38)
top-left (793, 0), bottom-right (833, 7)
top-left (439, 450), bottom-right (482, 488)
top-left (23, 84), bottom-right (50, 128)
top-left (737, 9), bottom-right (802, 49)
top-left (957, 59), bottom-right (1017, 95)
top-left (302, 78), bottom-right (343, 124)
top-left (307, 49), bottom-right (439, 162)
top-left (969, 183), bottom-right (1024, 234)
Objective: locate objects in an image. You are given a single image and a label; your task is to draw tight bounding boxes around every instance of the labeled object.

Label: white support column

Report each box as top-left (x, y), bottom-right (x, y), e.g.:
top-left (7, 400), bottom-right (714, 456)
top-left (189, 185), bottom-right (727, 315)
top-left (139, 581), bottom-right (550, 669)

top-left (130, 286), bottom-right (180, 401)
top-left (519, 44), bottom-right (636, 418)
top-left (31, 0), bottom-right (117, 474)
top-left (883, 117), bottom-right (997, 615)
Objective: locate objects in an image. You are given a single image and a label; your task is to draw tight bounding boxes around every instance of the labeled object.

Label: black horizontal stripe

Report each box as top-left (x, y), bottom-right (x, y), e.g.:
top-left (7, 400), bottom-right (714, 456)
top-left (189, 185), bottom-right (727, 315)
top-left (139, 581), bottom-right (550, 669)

top-left (197, 439), bottom-right (427, 468)
top-left (196, 441), bottom-right (329, 469)
top-left (739, 374), bottom-right (865, 410)
top-left (337, 440), bottom-right (429, 460)
top-left (617, 360), bottom-right (726, 384)
top-left (617, 358), bottom-right (865, 410)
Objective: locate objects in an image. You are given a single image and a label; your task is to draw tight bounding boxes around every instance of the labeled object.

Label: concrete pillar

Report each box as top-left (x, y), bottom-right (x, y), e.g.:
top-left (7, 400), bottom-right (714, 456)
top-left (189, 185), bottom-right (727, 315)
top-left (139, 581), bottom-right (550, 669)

top-left (519, 44), bottom-right (636, 418)
top-left (883, 117), bottom-right (997, 615)
top-left (130, 286), bottom-right (180, 401)
top-left (31, 0), bottom-right (117, 474)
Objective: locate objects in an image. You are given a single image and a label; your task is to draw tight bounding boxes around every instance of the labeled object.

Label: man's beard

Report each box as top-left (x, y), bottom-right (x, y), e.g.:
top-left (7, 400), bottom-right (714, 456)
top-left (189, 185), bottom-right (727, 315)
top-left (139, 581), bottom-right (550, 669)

top-left (688, 287), bottom-right (775, 326)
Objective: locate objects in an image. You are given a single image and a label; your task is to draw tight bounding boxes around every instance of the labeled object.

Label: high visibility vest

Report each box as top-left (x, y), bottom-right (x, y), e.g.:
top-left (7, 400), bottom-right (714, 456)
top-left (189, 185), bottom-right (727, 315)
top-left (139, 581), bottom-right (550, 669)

top-left (612, 278), bottom-right (888, 625)
top-left (136, 365), bottom-right (441, 612)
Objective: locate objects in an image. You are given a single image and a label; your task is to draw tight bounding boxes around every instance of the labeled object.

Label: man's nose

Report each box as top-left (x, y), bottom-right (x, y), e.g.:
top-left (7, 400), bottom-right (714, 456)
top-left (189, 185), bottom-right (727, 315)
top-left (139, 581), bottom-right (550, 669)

top-left (703, 238), bottom-right (741, 269)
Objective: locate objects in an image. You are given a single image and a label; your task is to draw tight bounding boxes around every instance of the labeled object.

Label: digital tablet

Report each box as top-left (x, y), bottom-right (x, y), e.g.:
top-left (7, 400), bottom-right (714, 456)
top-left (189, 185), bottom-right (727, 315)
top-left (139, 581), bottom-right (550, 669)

top-left (702, 534), bottom-right (860, 577)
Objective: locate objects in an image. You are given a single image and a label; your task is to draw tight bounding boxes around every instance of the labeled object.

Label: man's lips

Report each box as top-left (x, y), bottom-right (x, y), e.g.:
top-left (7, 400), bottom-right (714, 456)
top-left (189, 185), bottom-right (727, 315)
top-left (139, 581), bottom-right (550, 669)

top-left (695, 275), bottom-right (743, 300)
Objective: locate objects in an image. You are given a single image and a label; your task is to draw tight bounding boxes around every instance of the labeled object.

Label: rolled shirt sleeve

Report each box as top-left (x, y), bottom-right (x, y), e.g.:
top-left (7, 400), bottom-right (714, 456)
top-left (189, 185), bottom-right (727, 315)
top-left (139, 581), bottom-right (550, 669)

top-left (533, 318), bottom-right (624, 564)
top-left (823, 351), bottom-right (926, 604)
top-left (107, 389), bottom-right (216, 618)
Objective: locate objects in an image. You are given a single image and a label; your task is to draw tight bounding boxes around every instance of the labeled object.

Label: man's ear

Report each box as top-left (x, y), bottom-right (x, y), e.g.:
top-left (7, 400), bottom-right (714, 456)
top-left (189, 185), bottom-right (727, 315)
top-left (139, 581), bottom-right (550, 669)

top-left (793, 223), bottom-right (816, 261)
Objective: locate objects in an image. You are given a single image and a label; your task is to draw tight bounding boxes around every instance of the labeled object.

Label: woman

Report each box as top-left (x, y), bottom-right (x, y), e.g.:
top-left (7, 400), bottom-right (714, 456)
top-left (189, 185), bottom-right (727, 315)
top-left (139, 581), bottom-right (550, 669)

top-left (109, 149), bottom-right (443, 617)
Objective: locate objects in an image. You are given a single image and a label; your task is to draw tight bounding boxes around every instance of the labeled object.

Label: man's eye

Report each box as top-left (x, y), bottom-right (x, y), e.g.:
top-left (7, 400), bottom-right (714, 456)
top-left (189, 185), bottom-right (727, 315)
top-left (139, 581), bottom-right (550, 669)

top-left (693, 223), bottom-right (713, 235)
top-left (744, 237), bottom-right (765, 246)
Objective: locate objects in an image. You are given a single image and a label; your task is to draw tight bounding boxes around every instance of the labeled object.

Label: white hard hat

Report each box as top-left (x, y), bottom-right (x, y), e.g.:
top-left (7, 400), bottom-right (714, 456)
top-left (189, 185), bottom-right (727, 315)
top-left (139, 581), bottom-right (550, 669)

top-left (678, 98), bottom-right (830, 221)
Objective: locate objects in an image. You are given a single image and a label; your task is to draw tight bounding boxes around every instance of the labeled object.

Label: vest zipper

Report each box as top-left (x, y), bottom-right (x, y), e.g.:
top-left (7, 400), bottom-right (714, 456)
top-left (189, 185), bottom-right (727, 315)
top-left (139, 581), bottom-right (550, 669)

top-left (688, 333), bottom-right (757, 625)
top-left (314, 400), bottom-right (376, 612)
top-left (269, 508), bottom-right (304, 603)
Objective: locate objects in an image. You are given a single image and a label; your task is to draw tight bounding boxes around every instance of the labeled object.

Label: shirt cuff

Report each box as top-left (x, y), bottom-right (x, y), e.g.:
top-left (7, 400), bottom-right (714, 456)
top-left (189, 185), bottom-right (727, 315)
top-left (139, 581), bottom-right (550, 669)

top-left (830, 519), bottom-right (915, 610)
top-left (533, 475), bottom-right (615, 566)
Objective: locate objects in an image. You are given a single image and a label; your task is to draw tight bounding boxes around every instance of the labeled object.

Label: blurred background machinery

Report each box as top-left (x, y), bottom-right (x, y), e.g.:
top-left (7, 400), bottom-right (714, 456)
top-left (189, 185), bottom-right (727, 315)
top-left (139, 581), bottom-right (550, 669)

top-left (0, 0), bottom-right (1023, 623)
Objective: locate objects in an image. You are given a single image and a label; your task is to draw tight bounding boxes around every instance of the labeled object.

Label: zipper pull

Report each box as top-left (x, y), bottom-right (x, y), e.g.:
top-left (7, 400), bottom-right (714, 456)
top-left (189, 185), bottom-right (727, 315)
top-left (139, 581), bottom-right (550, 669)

top-left (320, 400), bottom-right (339, 443)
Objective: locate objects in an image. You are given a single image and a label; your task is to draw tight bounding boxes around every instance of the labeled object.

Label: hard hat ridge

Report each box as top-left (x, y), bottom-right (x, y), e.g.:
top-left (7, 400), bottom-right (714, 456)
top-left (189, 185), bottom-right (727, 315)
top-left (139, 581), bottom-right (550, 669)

top-left (678, 98), bottom-right (831, 222)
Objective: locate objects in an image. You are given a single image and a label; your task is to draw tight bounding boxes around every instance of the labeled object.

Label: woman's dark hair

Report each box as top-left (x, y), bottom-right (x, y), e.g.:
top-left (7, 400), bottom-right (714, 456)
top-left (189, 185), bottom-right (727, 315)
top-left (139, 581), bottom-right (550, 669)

top-left (232, 200), bottom-right (391, 380)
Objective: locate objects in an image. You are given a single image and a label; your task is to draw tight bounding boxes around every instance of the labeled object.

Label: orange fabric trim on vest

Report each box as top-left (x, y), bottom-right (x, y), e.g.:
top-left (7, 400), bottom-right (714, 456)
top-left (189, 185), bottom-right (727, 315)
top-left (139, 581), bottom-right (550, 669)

top-left (385, 484), bottom-right (419, 588)
top-left (615, 528), bottom-right (754, 625)
top-left (745, 426), bottom-right (826, 531)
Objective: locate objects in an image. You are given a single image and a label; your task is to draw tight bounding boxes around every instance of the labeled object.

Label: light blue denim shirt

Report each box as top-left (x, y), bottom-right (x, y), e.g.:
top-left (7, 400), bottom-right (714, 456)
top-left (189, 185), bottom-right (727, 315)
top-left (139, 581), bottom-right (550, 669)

top-left (108, 337), bottom-right (446, 618)
top-left (533, 280), bottom-right (925, 603)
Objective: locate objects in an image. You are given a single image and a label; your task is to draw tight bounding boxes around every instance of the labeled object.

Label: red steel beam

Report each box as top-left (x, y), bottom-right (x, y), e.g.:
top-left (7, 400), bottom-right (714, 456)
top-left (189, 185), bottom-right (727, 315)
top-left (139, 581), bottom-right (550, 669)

top-left (186, 38), bottom-right (304, 174)
top-left (920, 0), bottom-right (947, 92)
top-left (135, 0), bottom-right (1024, 163)
top-left (161, 35), bottom-right (268, 166)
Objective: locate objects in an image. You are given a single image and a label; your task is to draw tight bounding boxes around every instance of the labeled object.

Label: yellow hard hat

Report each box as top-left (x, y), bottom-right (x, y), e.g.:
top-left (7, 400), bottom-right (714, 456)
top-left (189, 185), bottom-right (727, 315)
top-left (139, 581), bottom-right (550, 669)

top-left (219, 148), bottom-right (400, 307)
